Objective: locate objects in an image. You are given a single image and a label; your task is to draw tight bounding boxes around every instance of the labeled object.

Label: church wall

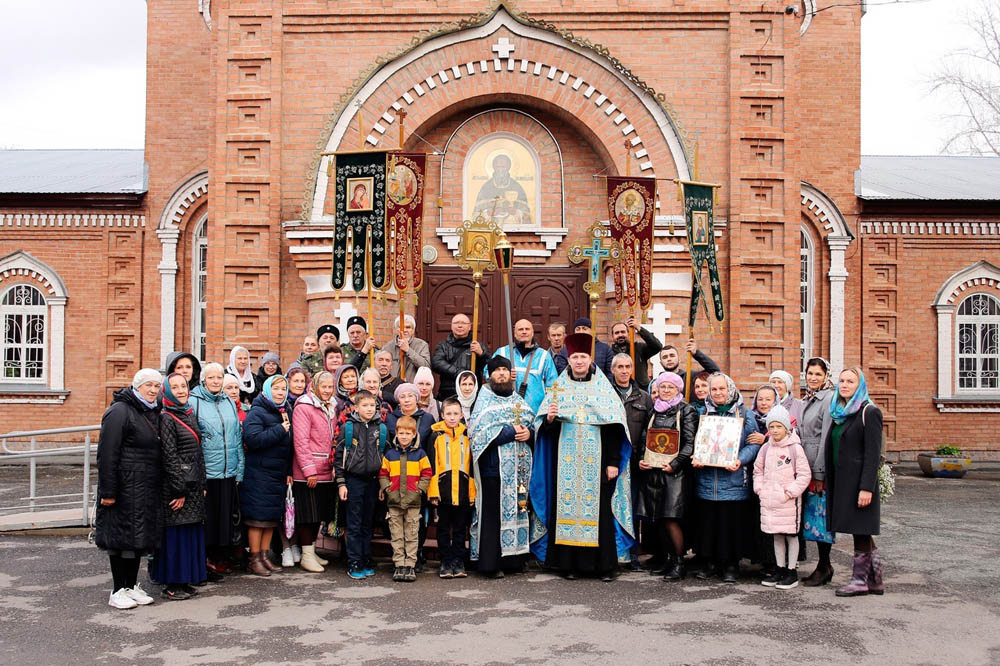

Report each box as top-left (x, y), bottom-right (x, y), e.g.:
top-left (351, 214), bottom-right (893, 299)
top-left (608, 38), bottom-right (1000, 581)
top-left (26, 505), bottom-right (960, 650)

top-left (0, 214), bottom-right (146, 436)
top-left (859, 205), bottom-right (1000, 458)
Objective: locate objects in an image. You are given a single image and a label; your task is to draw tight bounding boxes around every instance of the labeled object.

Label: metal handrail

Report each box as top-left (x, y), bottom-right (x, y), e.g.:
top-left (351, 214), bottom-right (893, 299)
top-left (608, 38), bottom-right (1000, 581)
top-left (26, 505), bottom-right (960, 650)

top-left (0, 424), bottom-right (101, 526)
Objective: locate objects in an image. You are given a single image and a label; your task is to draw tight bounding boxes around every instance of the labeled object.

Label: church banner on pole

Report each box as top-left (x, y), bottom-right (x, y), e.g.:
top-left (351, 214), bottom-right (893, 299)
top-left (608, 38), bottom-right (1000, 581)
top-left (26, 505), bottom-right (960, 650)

top-left (680, 181), bottom-right (724, 328)
top-left (606, 176), bottom-right (655, 309)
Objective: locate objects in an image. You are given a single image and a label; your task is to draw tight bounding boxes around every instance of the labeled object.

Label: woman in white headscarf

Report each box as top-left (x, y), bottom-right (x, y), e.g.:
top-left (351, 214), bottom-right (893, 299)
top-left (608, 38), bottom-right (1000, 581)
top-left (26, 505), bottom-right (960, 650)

top-left (769, 370), bottom-right (803, 430)
top-left (226, 345), bottom-right (258, 406)
top-left (455, 370), bottom-right (479, 422)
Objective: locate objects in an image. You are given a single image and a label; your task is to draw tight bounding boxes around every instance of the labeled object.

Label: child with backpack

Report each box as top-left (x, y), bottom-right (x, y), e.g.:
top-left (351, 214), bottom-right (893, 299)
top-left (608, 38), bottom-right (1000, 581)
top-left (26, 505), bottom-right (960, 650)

top-left (379, 416), bottom-right (432, 582)
top-left (428, 398), bottom-right (476, 578)
top-left (334, 390), bottom-right (386, 580)
top-left (753, 404), bottom-right (811, 589)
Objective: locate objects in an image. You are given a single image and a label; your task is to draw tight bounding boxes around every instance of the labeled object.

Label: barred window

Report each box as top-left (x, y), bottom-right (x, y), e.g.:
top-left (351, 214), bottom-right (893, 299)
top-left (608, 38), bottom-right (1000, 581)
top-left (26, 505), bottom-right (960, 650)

top-left (2, 284), bottom-right (46, 383)
top-left (800, 228), bottom-right (814, 376)
top-left (957, 293), bottom-right (1000, 392)
top-left (193, 217), bottom-right (208, 362)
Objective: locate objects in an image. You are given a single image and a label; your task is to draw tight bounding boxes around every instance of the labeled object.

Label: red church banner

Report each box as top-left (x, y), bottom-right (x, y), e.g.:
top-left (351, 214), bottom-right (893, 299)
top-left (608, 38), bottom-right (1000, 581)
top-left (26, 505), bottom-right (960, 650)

top-left (606, 176), bottom-right (655, 308)
top-left (386, 152), bottom-right (426, 292)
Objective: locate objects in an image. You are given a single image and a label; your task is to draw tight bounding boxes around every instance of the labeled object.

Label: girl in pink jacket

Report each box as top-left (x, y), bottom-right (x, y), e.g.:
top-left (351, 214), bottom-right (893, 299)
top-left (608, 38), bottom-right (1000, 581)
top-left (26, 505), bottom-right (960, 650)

top-left (753, 404), bottom-right (811, 590)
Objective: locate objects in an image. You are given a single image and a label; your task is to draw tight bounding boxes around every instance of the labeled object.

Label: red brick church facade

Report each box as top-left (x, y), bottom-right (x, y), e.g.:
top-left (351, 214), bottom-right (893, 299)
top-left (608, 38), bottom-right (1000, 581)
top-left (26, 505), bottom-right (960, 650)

top-left (1, 1), bottom-right (998, 457)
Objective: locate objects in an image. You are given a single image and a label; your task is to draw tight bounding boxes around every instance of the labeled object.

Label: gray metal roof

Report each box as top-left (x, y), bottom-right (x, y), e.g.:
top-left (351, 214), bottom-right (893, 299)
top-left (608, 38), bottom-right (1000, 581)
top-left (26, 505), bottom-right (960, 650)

top-left (856, 155), bottom-right (1000, 201)
top-left (0, 150), bottom-right (147, 194)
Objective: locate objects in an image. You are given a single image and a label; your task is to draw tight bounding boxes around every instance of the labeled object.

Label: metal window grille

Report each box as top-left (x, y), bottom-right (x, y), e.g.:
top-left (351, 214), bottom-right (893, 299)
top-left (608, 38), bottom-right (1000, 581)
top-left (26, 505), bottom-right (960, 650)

top-left (2, 284), bottom-right (46, 383)
top-left (956, 293), bottom-right (1000, 392)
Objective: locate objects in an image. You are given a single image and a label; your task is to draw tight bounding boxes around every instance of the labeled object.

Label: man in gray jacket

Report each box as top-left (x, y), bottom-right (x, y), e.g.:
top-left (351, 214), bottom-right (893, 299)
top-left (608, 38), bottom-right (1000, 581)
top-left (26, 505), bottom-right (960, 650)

top-left (380, 314), bottom-right (431, 382)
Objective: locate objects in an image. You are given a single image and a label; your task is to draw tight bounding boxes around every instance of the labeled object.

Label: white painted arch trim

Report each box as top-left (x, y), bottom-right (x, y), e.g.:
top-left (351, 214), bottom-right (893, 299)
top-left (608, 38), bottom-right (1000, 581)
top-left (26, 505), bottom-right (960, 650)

top-left (800, 182), bottom-right (852, 375)
top-left (157, 172), bottom-right (210, 366)
top-left (310, 6), bottom-right (690, 221)
top-left (0, 250), bottom-right (69, 391)
top-left (932, 260), bottom-right (1000, 398)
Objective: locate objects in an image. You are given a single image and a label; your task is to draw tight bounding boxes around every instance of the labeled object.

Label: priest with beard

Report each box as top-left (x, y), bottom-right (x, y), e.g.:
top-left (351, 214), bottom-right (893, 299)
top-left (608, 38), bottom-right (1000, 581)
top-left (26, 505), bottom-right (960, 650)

top-left (530, 333), bottom-right (635, 582)
top-left (469, 356), bottom-right (535, 579)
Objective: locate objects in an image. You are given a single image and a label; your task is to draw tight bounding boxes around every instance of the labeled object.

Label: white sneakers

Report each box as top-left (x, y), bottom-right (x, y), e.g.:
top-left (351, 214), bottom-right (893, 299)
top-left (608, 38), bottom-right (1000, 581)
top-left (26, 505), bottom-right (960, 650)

top-left (108, 584), bottom-right (155, 610)
top-left (126, 583), bottom-right (155, 605)
top-left (108, 588), bottom-right (137, 610)
top-left (281, 548), bottom-right (295, 568)
top-left (290, 544), bottom-right (302, 563)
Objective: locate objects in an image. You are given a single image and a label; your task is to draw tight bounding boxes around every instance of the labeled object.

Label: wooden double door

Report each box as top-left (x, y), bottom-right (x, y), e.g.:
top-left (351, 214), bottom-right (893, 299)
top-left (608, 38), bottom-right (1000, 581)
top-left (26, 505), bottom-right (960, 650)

top-left (418, 266), bottom-right (587, 355)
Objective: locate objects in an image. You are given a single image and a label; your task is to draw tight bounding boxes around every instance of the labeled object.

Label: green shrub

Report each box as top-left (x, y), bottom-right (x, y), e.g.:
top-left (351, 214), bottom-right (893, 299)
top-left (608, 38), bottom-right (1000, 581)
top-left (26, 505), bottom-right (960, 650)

top-left (935, 445), bottom-right (963, 457)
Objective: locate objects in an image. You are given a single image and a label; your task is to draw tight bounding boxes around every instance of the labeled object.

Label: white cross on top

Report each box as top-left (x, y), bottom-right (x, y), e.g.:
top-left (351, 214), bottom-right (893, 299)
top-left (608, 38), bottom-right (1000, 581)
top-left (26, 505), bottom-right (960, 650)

top-left (492, 37), bottom-right (515, 59)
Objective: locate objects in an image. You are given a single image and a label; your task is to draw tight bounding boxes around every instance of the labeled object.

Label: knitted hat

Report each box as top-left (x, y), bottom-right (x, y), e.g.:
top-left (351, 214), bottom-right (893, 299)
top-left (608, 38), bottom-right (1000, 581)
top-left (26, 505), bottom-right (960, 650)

top-left (769, 370), bottom-right (795, 394)
top-left (572, 317), bottom-right (592, 330)
top-left (394, 382), bottom-right (420, 402)
top-left (132, 368), bottom-right (163, 389)
top-left (765, 404), bottom-right (792, 433)
top-left (654, 371), bottom-right (684, 393)
top-left (262, 351), bottom-right (280, 366)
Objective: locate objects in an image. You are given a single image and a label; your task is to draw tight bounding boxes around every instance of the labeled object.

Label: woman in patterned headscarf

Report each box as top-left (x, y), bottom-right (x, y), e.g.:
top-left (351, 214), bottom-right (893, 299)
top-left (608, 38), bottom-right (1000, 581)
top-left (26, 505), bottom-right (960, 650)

top-left (691, 372), bottom-right (761, 584)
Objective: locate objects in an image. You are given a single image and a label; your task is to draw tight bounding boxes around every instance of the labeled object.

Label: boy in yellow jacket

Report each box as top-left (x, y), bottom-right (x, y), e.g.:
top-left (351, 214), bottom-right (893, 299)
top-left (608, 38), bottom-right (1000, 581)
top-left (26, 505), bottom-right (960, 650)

top-left (428, 398), bottom-right (476, 578)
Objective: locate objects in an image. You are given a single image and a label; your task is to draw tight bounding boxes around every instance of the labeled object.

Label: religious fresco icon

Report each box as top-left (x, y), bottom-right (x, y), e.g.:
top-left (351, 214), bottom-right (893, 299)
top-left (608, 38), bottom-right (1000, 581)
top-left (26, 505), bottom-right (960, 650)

top-left (346, 177), bottom-right (374, 212)
top-left (613, 188), bottom-right (645, 227)
top-left (387, 163), bottom-right (418, 206)
top-left (691, 210), bottom-right (710, 246)
top-left (464, 135), bottom-right (539, 226)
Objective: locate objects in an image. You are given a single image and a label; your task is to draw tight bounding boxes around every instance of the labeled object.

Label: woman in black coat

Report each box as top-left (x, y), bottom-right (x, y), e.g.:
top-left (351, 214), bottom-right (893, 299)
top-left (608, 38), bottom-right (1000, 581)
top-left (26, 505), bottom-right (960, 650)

top-left (635, 372), bottom-right (698, 581)
top-left (96, 369), bottom-right (164, 610)
top-left (826, 366), bottom-right (884, 597)
top-left (152, 373), bottom-right (208, 600)
top-left (241, 375), bottom-right (293, 576)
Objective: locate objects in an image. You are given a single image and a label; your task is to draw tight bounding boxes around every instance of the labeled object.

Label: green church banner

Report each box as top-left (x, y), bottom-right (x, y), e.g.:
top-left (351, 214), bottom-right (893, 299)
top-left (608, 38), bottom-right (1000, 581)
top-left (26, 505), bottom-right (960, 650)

top-left (328, 150), bottom-right (389, 292)
top-left (681, 182), bottom-right (724, 329)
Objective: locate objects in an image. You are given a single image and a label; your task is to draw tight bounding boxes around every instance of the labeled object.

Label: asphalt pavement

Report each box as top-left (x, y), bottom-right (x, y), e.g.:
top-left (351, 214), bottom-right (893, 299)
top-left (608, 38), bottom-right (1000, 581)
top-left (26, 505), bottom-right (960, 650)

top-left (1, 466), bottom-right (998, 666)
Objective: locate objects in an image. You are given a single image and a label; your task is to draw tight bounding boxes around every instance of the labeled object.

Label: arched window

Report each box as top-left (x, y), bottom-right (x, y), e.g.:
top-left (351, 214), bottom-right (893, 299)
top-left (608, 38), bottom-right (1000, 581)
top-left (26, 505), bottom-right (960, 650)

top-left (957, 293), bottom-right (1000, 392)
top-left (192, 216), bottom-right (208, 362)
top-left (800, 228), bottom-right (814, 376)
top-left (2, 284), bottom-right (46, 383)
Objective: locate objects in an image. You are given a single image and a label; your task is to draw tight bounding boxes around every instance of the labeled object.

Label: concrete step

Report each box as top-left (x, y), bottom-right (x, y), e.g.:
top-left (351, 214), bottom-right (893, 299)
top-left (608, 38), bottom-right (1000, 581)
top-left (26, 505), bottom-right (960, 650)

top-left (0, 508), bottom-right (88, 531)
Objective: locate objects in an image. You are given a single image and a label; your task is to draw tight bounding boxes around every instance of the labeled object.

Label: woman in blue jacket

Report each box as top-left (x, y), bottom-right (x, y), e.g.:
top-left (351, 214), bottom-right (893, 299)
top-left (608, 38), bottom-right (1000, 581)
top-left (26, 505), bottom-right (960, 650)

top-left (692, 372), bottom-right (760, 584)
top-left (241, 375), bottom-right (293, 577)
top-left (189, 362), bottom-right (244, 576)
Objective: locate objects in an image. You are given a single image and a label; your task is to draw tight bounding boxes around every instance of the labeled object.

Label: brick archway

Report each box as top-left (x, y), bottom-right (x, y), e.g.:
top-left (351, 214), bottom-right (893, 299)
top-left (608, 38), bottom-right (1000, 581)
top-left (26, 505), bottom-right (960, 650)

top-left (304, 5), bottom-right (690, 222)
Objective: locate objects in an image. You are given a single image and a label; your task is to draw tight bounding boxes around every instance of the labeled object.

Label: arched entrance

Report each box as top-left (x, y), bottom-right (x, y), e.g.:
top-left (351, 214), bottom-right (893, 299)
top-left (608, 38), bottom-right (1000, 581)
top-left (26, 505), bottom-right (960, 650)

top-left (285, 5), bottom-right (693, 337)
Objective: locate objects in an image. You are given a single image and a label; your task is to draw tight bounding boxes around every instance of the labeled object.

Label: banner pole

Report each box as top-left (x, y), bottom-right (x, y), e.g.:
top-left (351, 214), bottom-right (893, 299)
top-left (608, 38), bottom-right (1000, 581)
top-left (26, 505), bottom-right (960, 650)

top-left (365, 225), bottom-right (376, 368)
top-left (471, 276), bottom-right (482, 376)
top-left (685, 326), bottom-right (694, 403)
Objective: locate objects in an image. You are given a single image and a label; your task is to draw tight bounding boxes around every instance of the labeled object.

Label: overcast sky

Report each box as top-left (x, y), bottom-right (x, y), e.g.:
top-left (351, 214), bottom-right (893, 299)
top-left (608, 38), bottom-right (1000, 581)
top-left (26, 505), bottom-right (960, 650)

top-left (0, 0), bottom-right (990, 154)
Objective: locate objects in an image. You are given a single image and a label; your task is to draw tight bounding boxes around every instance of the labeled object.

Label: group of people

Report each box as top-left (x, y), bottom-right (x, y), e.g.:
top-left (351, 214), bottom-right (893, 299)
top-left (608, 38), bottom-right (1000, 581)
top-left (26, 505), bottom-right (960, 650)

top-left (94, 311), bottom-right (885, 610)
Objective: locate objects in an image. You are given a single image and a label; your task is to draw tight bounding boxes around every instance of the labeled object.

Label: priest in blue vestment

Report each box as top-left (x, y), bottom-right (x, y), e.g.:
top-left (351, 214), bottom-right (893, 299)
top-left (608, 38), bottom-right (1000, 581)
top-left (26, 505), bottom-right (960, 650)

top-left (529, 333), bottom-right (634, 581)
top-left (469, 356), bottom-right (536, 578)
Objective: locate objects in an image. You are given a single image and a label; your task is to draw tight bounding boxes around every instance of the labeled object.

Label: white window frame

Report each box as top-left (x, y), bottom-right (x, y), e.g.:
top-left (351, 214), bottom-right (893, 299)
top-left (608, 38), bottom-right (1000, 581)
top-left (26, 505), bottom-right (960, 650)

top-left (955, 293), bottom-right (1000, 393)
top-left (800, 227), bottom-right (815, 378)
top-left (0, 250), bottom-right (68, 392)
top-left (191, 215), bottom-right (208, 362)
top-left (1, 284), bottom-right (47, 384)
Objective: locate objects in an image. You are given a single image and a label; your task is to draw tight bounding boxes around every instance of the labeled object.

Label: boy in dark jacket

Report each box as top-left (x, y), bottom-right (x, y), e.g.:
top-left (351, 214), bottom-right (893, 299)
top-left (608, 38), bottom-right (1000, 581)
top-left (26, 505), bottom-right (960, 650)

top-left (428, 398), bottom-right (476, 579)
top-left (334, 390), bottom-right (385, 580)
top-left (379, 416), bottom-right (432, 582)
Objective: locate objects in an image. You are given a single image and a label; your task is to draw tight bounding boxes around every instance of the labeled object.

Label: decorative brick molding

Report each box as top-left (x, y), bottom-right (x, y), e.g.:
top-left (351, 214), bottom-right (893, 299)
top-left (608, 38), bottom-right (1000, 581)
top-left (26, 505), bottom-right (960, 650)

top-left (1, 214), bottom-right (145, 228)
top-left (305, 6), bottom-right (691, 222)
top-left (861, 221), bottom-right (1000, 235)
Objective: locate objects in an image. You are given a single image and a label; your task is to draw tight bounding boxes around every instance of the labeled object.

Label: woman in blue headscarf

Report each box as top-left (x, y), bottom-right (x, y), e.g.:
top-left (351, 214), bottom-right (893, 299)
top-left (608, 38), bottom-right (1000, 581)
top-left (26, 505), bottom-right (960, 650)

top-left (241, 375), bottom-right (294, 576)
top-left (825, 366), bottom-right (884, 597)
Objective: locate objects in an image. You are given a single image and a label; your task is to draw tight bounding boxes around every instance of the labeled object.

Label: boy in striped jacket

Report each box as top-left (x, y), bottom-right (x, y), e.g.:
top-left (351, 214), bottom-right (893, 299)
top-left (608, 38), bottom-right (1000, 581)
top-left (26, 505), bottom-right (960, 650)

top-left (379, 415), bottom-right (432, 582)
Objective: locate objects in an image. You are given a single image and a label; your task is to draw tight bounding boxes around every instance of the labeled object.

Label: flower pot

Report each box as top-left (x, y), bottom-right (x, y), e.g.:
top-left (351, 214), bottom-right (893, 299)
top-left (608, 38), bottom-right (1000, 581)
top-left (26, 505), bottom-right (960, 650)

top-left (917, 453), bottom-right (972, 478)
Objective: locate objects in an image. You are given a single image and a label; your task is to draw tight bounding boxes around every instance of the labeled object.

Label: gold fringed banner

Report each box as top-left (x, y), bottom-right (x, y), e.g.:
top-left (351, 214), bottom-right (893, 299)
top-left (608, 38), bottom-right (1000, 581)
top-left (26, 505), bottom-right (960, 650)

top-left (606, 176), bottom-right (655, 308)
